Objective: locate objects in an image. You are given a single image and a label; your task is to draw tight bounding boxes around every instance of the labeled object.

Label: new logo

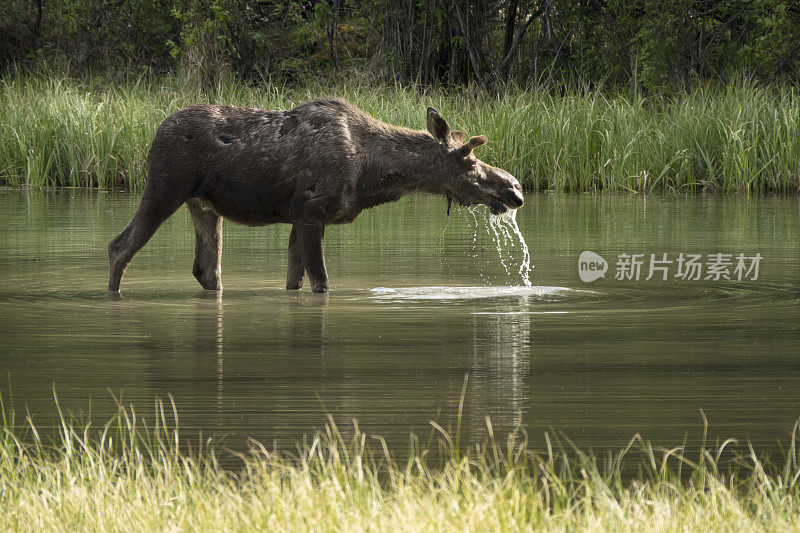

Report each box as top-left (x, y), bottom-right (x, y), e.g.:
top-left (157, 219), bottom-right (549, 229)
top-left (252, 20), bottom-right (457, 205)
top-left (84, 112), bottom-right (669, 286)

top-left (578, 251), bottom-right (607, 282)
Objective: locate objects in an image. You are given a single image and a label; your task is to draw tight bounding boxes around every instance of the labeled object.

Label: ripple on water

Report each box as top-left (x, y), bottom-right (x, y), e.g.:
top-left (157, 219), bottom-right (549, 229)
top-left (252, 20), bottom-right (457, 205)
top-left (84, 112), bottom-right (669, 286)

top-left (368, 285), bottom-right (572, 301)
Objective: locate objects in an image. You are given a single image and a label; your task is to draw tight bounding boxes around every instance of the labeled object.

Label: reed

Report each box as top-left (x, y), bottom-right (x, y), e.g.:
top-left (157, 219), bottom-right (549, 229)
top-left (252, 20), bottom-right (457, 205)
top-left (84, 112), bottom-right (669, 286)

top-left (1, 73), bottom-right (798, 193)
top-left (2, 390), bottom-right (800, 531)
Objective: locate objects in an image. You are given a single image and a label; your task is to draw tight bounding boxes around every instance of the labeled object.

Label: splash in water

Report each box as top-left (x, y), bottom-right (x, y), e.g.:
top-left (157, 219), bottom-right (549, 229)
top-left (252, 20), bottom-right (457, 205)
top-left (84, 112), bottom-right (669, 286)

top-left (369, 285), bottom-right (563, 301)
top-left (487, 208), bottom-right (533, 287)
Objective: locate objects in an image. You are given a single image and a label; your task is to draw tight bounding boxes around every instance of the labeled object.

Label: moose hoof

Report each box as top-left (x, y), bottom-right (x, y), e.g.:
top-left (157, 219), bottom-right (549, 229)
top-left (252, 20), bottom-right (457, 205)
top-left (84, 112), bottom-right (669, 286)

top-left (193, 266), bottom-right (221, 291)
top-left (286, 276), bottom-right (304, 290)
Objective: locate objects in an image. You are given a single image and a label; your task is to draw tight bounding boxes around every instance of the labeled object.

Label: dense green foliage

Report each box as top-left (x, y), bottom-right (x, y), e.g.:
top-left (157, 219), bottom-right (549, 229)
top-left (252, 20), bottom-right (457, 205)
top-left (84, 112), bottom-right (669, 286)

top-left (2, 0), bottom-right (799, 89)
top-left (3, 3), bottom-right (797, 192)
top-left (1, 74), bottom-right (797, 192)
top-left (3, 395), bottom-right (800, 531)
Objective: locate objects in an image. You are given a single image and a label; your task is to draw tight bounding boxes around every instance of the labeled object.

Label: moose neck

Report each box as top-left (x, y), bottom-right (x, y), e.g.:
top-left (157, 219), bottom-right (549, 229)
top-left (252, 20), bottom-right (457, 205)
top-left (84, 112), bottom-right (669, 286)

top-left (355, 126), bottom-right (446, 211)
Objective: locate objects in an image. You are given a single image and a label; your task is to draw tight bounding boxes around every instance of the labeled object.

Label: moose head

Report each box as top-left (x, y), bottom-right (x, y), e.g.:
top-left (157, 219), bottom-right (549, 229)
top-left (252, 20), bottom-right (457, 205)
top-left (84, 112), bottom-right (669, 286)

top-left (426, 107), bottom-right (524, 215)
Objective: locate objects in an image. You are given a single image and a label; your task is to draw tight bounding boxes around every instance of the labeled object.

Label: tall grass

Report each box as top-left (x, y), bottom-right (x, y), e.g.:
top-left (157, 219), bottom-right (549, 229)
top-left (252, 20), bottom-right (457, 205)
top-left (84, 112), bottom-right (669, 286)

top-left (1, 74), bottom-right (798, 192)
top-left (3, 392), bottom-right (800, 531)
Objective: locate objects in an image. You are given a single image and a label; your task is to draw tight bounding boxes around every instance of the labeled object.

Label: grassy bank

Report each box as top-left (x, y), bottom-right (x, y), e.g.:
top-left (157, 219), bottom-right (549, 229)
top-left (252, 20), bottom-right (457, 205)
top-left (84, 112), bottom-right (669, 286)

top-left (2, 397), bottom-right (800, 531)
top-left (1, 74), bottom-right (798, 193)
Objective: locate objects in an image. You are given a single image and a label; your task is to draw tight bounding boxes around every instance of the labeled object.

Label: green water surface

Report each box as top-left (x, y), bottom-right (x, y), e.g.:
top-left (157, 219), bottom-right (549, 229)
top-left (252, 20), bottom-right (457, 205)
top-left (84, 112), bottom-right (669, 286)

top-left (0, 191), bottom-right (798, 456)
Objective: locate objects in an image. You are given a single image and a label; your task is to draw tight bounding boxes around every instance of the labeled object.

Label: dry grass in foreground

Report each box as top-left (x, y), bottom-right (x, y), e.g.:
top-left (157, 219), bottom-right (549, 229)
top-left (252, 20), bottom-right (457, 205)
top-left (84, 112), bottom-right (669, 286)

top-left (2, 392), bottom-right (800, 532)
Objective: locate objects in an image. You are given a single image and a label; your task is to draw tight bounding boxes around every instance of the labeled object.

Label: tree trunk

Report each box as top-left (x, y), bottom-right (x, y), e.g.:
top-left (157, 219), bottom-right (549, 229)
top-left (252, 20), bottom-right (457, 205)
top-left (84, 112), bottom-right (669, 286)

top-left (503, 0), bottom-right (518, 61)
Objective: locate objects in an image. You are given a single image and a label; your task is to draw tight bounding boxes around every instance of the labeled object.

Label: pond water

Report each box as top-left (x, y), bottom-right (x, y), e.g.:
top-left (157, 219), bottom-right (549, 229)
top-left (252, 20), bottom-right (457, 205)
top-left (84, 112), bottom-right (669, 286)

top-left (0, 190), bottom-right (798, 459)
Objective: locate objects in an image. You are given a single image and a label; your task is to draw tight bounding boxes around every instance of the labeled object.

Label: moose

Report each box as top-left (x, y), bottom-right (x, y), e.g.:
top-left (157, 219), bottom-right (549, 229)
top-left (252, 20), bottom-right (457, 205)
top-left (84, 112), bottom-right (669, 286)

top-left (108, 98), bottom-right (524, 293)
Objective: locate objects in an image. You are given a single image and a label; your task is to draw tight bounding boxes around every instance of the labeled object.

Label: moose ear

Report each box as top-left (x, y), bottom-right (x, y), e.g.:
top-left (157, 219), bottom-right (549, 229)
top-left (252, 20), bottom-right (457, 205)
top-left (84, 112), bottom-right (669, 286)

top-left (450, 130), bottom-right (466, 143)
top-left (426, 107), bottom-right (450, 143)
top-left (458, 135), bottom-right (488, 156)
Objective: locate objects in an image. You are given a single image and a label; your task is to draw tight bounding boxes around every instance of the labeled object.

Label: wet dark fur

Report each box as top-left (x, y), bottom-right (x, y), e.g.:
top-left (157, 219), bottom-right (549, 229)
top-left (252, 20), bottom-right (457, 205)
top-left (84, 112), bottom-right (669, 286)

top-left (108, 98), bottom-right (523, 293)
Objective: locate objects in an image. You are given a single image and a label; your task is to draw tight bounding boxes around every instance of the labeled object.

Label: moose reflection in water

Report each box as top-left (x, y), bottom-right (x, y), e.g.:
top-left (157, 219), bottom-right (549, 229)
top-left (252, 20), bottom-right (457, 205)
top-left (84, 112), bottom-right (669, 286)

top-left (108, 99), bottom-right (523, 294)
top-left (109, 286), bottom-right (535, 452)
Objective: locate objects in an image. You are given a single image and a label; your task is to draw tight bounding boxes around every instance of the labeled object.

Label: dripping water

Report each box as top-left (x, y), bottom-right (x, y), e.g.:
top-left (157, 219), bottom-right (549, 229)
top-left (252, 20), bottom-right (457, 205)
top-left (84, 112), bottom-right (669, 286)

top-left (464, 206), bottom-right (533, 288)
top-left (488, 208), bottom-right (533, 287)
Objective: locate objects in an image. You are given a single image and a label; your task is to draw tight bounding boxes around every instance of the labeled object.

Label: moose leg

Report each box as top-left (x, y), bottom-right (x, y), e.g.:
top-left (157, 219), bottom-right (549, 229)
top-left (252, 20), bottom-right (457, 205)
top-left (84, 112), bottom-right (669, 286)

top-left (286, 226), bottom-right (304, 290)
top-left (294, 218), bottom-right (328, 293)
top-left (186, 199), bottom-right (223, 291)
top-left (108, 187), bottom-right (185, 292)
